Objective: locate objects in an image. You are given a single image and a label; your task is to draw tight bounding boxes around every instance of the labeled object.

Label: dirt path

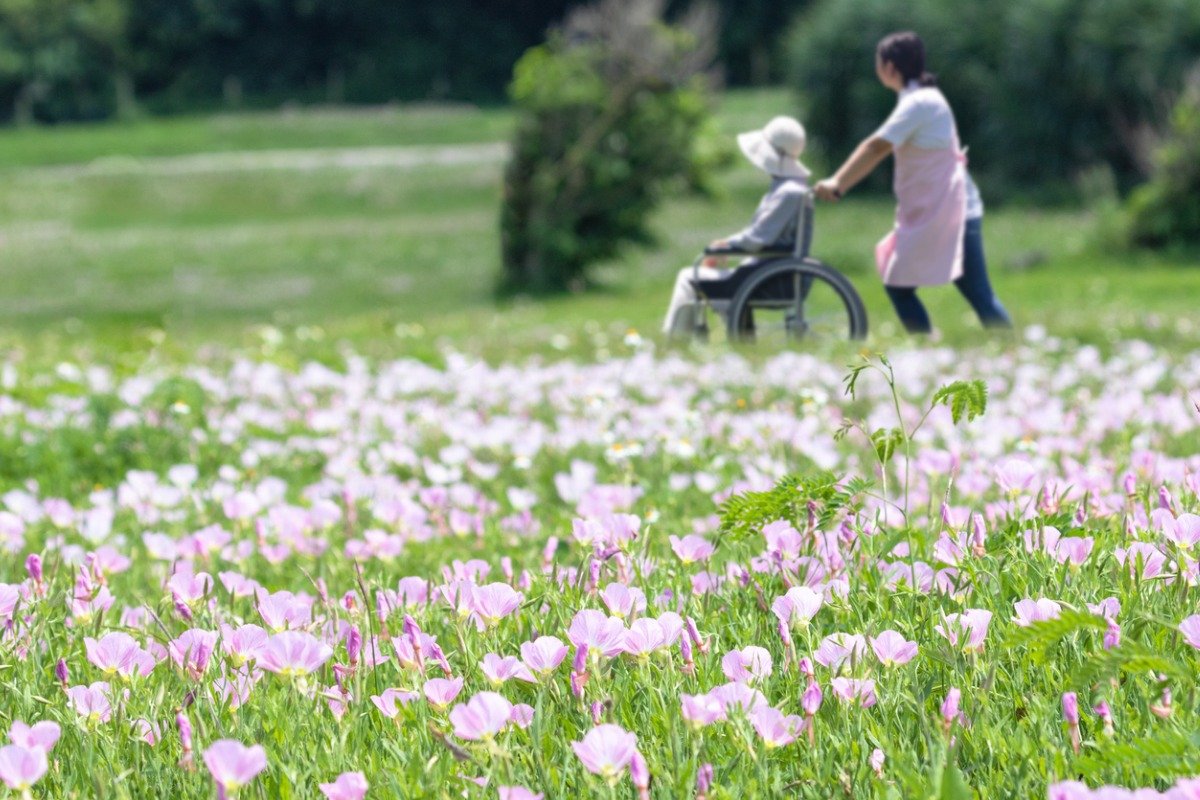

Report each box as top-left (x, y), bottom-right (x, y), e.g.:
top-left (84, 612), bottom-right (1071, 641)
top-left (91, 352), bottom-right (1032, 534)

top-left (39, 142), bottom-right (509, 179)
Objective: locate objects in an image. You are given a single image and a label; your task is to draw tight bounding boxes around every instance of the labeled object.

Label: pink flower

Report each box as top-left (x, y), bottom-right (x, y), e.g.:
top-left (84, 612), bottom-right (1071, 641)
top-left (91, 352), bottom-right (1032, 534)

top-left (498, 787), bottom-right (544, 800)
top-left (771, 586), bottom-right (824, 629)
top-left (203, 739), bottom-right (267, 794)
top-left (371, 688), bottom-right (419, 720)
top-left (67, 682), bottom-right (113, 724)
top-left (169, 629), bottom-right (219, 678)
top-left (762, 520), bottom-right (803, 558)
top-left (1088, 597), bottom-right (1120, 621)
top-left (481, 654), bottom-right (536, 685)
top-left (1114, 543), bottom-right (1167, 580)
top-left (600, 583), bottom-right (647, 618)
top-left (1164, 513), bottom-right (1200, 550)
top-left (669, 535), bottom-right (714, 564)
top-left (8, 721), bottom-right (60, 753)
top-left (319, 771), bottom-right (368, 800)
top-left (1012, 598), bottom-right (1063, 627)
top-left (996, 458), bottom-right (1039, 494)
top-left (167, 571), bottom-right (213, 607)
top-left (935, 610), bottom-right (992, 653)
top-left (0, 744), bottom-right (47, 791)
top-left (510, 704), bottom-right (535, 729)
top-left (831, 677), bottom-right (877, 708)
top-left (467, 583), bottom-right (524, 630)
top-left (423, 677), bottom-right (464, 710)
top-left (869, 631), bottom-right (918, 667)
top-left (221, 624), bottom-right (268, 667)
top-left (258, 631), bottom-right (333, 678)
top-left (814, 633), bottom-right (868, 670)
top-left (621, 619), bottom-right (672, 659)
top-left (1179, 615), bottom-right (1200, 650)
top-left (84, 632), bottom-right (156, 679)
top-left (680, 693), bottom-right (724, 728)
top-left (707, 682), bottom-right (769, 717)
top-left (721, 646), bottom-right (773, 683)
top-left (1053, 537), bottom-right (1094, 566)
top-left (449, 691), bottom-right (513, 740)
top-left (520, 636), bottom-right (569, 678)
top-left (567, 610), bottom-right (627, 659)
top-left (256, 590), bottom-right (313, 632)
top-left (571, 724), bottom-right (638, 783)
top-left (749, 707), bottom-right (804, 748)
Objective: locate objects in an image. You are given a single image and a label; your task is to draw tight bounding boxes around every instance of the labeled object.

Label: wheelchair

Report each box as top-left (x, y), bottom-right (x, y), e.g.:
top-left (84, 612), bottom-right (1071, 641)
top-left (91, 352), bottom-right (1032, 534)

top-left (688, 190), bottom-right (868, 343)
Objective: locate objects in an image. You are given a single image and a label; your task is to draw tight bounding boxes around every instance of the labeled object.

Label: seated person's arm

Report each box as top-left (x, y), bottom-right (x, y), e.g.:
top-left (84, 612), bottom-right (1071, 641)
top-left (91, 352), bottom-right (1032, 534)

top-left (721, 188), bottom-right (801, 252)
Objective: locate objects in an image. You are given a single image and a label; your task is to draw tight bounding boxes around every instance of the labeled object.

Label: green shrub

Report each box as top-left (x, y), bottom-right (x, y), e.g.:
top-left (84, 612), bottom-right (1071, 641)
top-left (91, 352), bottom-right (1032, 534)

top-left (1127, 70), bottom-right (1200, 248)
top-left (499, 0), bottom-right (718, 295)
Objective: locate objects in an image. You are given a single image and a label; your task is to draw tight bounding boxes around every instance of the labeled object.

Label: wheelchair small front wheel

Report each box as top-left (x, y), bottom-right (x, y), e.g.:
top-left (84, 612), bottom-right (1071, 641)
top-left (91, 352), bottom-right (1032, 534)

top-left (726, 258), bottom-right (868, 343)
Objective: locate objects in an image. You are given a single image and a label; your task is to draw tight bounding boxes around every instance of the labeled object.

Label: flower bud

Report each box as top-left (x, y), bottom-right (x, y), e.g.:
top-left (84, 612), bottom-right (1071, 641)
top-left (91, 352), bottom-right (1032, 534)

top-left (802, 682), bottom-right (823, 716)
top-left (1063, 692), bottom-right (1080, 753)
top-left (941, 688), bottom-right (961, 729)
top-left (631, 750), bottom-right (650, 798)
top-left (870, 748), bottom-right (885, 778)
top-left (1093, 700), bottom-right (1114, 736)
top-left (347, 625), bottom-right (362, 667)
top-left (572, 644), bottom-right (589, 675)
top-left (696, 763), bottom-right (713, 800)
top-left (55, 658), bottom-right (69, 687)
top-left (25, 553), bottom-right (42, 584)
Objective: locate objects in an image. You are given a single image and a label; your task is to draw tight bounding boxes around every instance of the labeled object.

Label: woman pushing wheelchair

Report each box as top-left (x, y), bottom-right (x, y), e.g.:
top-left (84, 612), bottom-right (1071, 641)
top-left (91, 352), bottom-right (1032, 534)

top-left (662, 30), bottom-right (1011, 340)
top-left (814, 30), bottom-right (1011, 334)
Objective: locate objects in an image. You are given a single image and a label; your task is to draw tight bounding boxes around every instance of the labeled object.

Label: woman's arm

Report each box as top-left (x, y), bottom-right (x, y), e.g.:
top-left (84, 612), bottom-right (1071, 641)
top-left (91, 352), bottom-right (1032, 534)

top-left (814, 137), bottom-right (894, 201)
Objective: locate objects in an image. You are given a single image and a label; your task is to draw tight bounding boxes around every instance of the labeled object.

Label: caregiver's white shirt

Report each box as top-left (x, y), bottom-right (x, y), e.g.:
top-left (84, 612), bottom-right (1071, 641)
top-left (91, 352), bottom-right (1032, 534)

top-left (874, 81), bottom-right (984, 220)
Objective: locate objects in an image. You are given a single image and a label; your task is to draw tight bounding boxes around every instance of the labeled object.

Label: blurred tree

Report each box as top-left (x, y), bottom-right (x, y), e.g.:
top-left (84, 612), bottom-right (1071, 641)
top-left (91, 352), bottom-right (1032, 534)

top-left (1126, 68), bottom-right (1200, 248)
top-left (500, 0), bottom-right (720, 294)
top-left (0, 0), bottom-right (128, 123)
top-left (671, 0), bottom-right (811, 85)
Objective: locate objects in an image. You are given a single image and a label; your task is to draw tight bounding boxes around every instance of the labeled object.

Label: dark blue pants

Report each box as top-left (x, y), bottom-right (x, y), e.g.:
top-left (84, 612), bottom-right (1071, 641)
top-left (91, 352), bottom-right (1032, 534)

top-left (885, 218), bottom-right (1012, 334)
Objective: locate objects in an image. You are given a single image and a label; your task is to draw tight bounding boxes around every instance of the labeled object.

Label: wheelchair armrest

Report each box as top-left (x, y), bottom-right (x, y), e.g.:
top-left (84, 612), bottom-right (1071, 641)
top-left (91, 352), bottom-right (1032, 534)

top-left (703, 245), bottom-right (749, 256)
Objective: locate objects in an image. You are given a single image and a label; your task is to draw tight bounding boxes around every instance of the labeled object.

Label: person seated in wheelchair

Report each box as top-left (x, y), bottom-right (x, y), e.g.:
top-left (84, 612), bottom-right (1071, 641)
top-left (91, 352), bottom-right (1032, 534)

top-left (662, 115), bottom-right (811, 338)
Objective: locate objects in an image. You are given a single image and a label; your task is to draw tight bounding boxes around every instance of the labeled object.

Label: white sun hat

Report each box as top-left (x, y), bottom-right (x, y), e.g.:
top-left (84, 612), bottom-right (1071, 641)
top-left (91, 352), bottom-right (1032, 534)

top-left (737, 116), bottom-right (810, 180)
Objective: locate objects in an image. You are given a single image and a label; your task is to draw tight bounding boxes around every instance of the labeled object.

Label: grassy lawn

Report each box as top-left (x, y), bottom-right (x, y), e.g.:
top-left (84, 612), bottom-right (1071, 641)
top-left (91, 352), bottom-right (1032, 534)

top-left (0, 88), bottom-right (1195, 363)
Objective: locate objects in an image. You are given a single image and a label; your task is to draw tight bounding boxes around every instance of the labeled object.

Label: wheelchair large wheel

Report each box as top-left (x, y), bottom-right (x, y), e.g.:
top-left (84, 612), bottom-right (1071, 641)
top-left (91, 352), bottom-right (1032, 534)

top-left (726, 258), bottom-right (868, 343)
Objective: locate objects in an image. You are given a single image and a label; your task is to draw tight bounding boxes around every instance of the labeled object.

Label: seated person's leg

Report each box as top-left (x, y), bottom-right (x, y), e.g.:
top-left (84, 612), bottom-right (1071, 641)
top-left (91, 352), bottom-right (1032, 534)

top-left (663, 265), bottom-right (731, 337)
top-left (885, 286), bottom-right (933, 334)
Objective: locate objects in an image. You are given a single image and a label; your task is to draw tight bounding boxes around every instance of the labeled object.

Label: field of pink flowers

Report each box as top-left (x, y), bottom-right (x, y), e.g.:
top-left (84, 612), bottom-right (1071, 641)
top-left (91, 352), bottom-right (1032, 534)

top-left (1, 335), bottom-right (1200, 799)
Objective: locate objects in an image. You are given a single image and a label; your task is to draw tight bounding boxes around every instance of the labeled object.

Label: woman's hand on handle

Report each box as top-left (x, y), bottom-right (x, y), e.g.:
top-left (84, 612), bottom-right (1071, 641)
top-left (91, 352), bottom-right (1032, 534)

top-left (814, 180), bottom-right (843, 202)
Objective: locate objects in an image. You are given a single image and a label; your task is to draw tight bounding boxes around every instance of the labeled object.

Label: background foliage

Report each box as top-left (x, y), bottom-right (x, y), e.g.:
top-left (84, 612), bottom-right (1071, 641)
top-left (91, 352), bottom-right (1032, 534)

top-left (499, 0), bottom-right (719, 294)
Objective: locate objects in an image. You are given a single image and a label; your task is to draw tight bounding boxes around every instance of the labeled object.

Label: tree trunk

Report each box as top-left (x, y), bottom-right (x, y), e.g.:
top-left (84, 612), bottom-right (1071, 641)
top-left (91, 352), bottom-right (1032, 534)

top-left (14, 83), bottom-right (34, 126)
top-left (115, 70), bottom-right (138, 120)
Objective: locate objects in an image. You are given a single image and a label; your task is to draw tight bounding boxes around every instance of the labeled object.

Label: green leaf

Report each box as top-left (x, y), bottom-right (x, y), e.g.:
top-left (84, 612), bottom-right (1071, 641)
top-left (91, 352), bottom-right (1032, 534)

top-left (1076, 730), bottom-right (1200, 780)
top-left (932, 380), bottom-right (989, 424)
top-left (1003, 608), bottom-right (1108, 663)
top-left (938, 763), bottom-right (973, 800)
top-left (1075, 641), bottom-right (1190, 687)
top-left (871, 427), bottom-right (905, 465)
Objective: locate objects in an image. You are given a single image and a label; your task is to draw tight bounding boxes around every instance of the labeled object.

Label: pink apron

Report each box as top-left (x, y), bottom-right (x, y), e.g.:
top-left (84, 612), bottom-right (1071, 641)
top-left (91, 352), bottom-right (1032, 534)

top-left (875, 131), bottom-right (967, 287)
